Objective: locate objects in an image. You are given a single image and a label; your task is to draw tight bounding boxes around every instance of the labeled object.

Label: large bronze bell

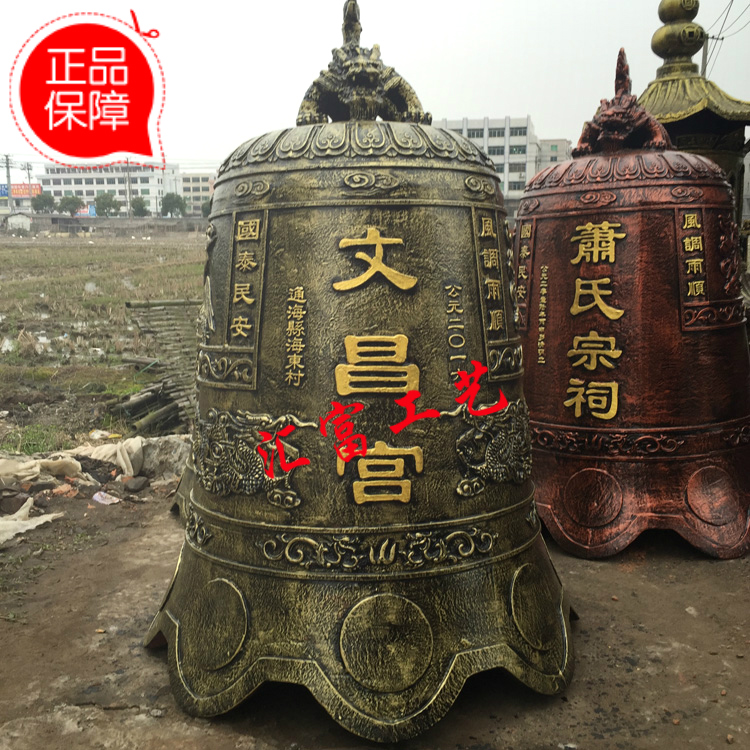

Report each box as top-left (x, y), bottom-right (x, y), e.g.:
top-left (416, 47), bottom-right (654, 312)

top-left (146, 1), bottom-right (574, 742)
top-left (516, 50), bottom-right (750, 559)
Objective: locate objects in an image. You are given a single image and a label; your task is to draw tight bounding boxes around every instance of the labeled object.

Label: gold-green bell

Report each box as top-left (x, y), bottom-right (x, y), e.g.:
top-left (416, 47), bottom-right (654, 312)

top-left (146, 2), bottom-right (574, 741)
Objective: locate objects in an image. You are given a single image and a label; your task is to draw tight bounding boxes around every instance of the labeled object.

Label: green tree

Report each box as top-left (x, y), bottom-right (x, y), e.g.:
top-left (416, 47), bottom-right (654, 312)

top-left (94, 192), bottom-right (121, 217)
top-left (161, 192), bottom-right (187, 218)
top-left (31, 192), bottom-right (56, 213)
top-left (201, 199), bottom-right (211, 218)
top-left (57, 195), bottom-right (85, 217)
top-left (131, 196), bottom-right (150, 217)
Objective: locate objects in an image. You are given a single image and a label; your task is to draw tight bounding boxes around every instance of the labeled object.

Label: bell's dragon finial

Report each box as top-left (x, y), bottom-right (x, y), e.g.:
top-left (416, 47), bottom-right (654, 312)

top-left (573, 49), bottom-right (672, 156)
top-left (296, 0), bottom-right (431, 125)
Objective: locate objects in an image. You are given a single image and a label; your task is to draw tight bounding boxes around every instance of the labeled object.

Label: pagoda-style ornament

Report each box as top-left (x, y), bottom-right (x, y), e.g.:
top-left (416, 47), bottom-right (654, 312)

top-left (146, 1), bottom-right (574, 742)
top-left (639, 0), bottom-right (750, 223)
top-left (516, 50), bottom-right (750, 559)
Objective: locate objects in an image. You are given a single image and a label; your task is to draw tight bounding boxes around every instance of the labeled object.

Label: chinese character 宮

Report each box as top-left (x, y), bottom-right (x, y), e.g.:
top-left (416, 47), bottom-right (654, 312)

top-left (340, 441), bottom-right (423, 504)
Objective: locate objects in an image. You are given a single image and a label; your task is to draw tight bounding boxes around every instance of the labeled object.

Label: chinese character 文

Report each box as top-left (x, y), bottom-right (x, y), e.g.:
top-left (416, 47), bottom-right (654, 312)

top-left (339, 441), bottom-right (424, 504)
top-left (257, 425), bottom-right (310, 479)
top-left (333, 227), bottom-right (417, 291)
top-left (567, 330), bottom-right (623, 370)
top-left (335, 334), bottom-right (419, 395)
top-left (454, 360), bottom-right (509, 416)
top-left (389, 390), bottom-right (440, 434)
top-left (570, 221), bottom-right (626, 264)
top-left (564, 378), bottom-right (619, 420)
top-left (570, 278), bottom-right (625, 320)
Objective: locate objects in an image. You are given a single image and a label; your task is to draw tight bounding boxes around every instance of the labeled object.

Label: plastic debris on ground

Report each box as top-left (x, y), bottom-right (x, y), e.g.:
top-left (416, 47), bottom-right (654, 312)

top-left (0, 498), bottom-right (64, 547)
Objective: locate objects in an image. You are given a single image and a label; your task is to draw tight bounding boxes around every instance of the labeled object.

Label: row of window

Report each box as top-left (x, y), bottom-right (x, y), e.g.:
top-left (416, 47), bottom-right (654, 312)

top-left (183, 176), bottom-right (210, 183)
top-left (42, 177), bottom-right (160, 186)
top-left (184, 186), bottom-right (211, 192)
top-left (488, 146), bottom-right (529, 157)
top-left (50, 189), bottom-right (158, 198)
top-left (461, 126), bottom-right (528, 139)
top-left (45, 165), bottom-right (158, 174)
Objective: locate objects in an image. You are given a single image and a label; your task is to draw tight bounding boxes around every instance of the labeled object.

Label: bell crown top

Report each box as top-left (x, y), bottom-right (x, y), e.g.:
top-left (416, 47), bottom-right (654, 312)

top-left (296, 1), bottom-right (431, 126)
top-left (573, 49), bottom-right (672, 157)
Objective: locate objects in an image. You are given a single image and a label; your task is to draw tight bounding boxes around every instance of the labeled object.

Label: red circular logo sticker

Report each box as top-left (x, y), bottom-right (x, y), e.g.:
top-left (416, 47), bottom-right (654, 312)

top-left (10, 13), bottom-right (165, 167)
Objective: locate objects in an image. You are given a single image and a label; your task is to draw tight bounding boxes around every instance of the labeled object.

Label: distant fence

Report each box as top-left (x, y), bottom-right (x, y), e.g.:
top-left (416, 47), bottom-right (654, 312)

top-left (28, 215), bottom-right (207, 235)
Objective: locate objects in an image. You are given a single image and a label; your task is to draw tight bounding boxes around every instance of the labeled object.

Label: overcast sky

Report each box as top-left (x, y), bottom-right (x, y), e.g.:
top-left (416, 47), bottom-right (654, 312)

top-left (2, 0), bottom-right (749, 178)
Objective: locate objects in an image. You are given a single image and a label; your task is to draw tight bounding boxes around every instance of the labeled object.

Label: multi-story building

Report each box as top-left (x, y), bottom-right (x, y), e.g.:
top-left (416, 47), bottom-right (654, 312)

top-left (433, 116), bottom-right (571, 220)
top-left (37, 162), bottom-right (181, 216)
top-left (539, 138), bottom-right (573, 172)
top-left (180, 173), bottom-right (215, 216)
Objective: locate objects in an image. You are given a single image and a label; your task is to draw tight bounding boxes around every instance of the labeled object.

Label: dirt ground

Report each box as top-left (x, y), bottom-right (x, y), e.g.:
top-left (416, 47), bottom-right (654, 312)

top-left (0, 237), bottom-right (747, 748)
top-left (0, 487), bottom-right (747, 750)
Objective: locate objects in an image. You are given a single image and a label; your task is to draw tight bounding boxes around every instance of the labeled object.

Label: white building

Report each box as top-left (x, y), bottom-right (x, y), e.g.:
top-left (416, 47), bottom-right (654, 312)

top-left (180, 173), bottom-right (215, 216)
top-left (37, 162), bottom-right (181, 216)
top-left (434, 116), bottom-right (571, 219)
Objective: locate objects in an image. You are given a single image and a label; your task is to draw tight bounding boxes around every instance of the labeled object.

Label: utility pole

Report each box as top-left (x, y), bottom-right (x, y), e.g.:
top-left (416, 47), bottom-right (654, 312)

top-left (3, 154), bottom-right (15, 213)
top-left (125, 157), bottom-right (133, 219)
top-left (701, 38), bottom-right (709, 76)
top-left (23, 163), bottom-right (33, 212)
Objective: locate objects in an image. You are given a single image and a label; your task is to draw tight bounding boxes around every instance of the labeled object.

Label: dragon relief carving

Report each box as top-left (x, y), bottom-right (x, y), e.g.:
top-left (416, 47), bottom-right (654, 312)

top-left (443, 399), bottom-right (533, 497)
top-left (193, 408), bottom-right (316, 509)
top-left (296, 1), bottom-right (431, 126)
top-left (574, 49), bottom-right (671, 157)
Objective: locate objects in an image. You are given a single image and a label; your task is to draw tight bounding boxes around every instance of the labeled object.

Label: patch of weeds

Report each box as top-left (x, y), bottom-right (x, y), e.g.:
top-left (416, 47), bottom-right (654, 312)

top-left (0, 424), bottom-right (73, 454)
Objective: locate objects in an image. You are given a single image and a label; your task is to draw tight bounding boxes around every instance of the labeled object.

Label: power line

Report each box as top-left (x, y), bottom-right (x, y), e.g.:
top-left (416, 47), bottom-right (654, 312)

top-left (707, 0), bottom-right (734, 69)
top-left (706, 1), bottom-right (734, 31)
top-left (722, 1), bottom-right (750, 32)
top-left (723, 14), bottom-right (750, 36)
